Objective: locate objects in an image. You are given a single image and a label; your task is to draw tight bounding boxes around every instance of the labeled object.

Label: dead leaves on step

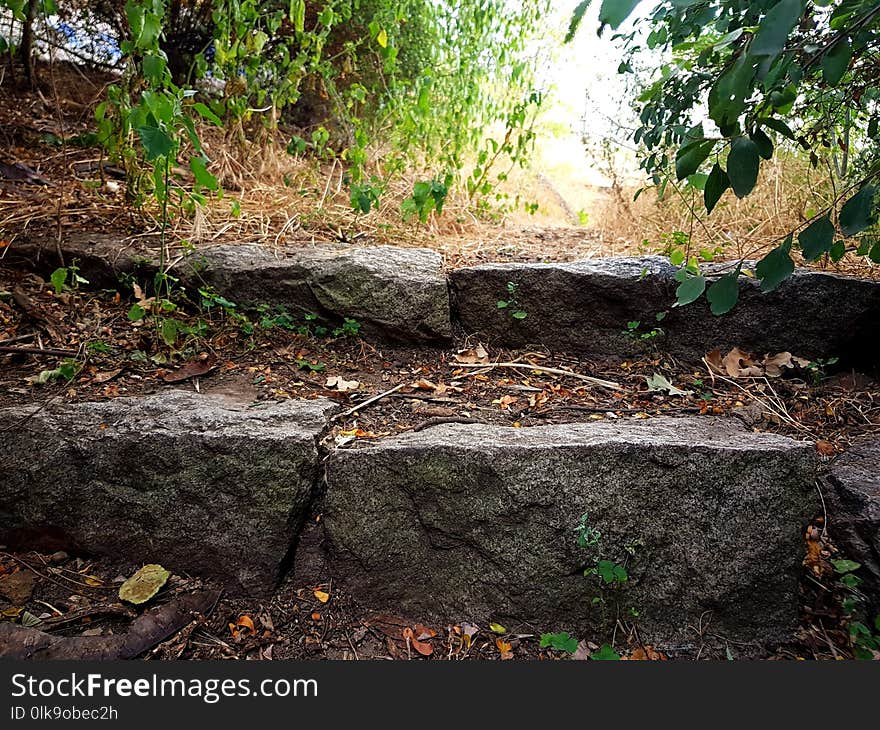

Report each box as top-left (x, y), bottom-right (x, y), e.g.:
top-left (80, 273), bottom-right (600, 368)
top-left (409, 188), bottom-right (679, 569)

top-left (706, 347), bottom-right (810, 379)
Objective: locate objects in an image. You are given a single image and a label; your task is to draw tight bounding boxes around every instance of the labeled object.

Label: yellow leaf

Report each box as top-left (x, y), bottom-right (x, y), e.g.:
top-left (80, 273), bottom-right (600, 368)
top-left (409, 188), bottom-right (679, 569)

top-left (489, 622), bottom-right (507, 634)
top-left (314, 589), bottom-right (330, 603)
top-left (84, 575), bottom-right (104, 587)
top-left (377, 28), bottom-right (388, 48)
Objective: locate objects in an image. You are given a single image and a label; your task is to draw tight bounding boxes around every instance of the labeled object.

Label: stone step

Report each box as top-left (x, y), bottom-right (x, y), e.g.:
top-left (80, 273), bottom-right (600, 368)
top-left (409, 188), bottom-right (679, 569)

top-left (823, 438), bottom-right (880, 614)
top-left (451, 257), bottom-right (880, 365)
top-left (0, 392), bottom-right (334, 593)
top-left (180, 243), bottom-right (452, 344)
top-left (324, 418), bottom-right (816, 646)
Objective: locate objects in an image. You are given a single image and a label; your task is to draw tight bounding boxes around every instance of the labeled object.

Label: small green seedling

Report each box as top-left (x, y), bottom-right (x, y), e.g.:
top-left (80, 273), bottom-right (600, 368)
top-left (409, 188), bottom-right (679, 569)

top-left (497, 281), bottom-right (527, 320)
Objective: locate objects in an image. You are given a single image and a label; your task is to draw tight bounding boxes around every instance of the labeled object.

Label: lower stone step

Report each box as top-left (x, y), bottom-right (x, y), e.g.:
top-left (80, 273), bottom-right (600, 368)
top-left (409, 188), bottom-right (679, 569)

top-left (324, 418), bottom-right (816, 647)
top-left (0, 392), bottom-right (333, 593)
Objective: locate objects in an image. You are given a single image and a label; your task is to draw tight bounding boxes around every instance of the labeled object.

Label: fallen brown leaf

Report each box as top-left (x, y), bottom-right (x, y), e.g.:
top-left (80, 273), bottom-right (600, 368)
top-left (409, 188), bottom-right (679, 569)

top-left (162, 356), bottom-right (216, 383)
top-left (402, 627), bottom-right (433, 656)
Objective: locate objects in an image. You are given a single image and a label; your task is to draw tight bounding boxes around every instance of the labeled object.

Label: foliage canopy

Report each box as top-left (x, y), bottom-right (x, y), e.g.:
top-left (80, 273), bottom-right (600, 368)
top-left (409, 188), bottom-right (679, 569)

top-left (570, 0), bottom-right (880, 312)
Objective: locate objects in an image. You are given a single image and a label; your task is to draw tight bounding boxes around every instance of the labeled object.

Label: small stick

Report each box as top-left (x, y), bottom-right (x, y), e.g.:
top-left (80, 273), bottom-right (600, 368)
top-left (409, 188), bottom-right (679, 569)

top-left (40, 604), bottom-right (137, 629)
top-left (332, 383), bottom-right (405, 420)
top-left (412, 416), bottom-right (481, 432)
top-left (0, 345), bottom-right (76, 357)
top-left (455, 361), bottom-right (623, 391)
top-left (0, 334), bottom-right (35, 345)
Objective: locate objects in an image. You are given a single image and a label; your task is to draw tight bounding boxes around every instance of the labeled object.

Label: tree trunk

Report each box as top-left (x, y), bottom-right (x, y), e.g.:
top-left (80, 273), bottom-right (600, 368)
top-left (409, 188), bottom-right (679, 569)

top-left (19, 0), bottom-right (38, 88)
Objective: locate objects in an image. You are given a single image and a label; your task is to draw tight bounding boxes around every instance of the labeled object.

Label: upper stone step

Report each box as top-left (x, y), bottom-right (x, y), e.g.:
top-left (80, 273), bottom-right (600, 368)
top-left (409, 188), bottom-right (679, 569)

top-left (451, 256), bottom-right (880, 365)
top-left (181, 243), bottom-right (452, 344)
top-left (0, 391), bottom-right (334, 594)
top-left (324, 417), bottom-right (816, 647)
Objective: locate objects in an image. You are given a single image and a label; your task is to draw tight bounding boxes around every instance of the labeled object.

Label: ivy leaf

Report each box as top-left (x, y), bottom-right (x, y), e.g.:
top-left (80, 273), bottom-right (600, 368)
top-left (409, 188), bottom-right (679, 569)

top-left (821, 39), bottom-right (852, 86)
top-left (839, 186), bottom-right (877, 237)
top-left (727, 137), bottom-right (760, 198)
top-left (539, 632), bottom-right (579, 653)
top-left (750, 0), bottom-right (803, 58)
top-left (674, 274), bottom-right (706, 306)
top-left (755, 239), bottom-right (794, 292)
top-left (706, 273), bottom-right (740, 315)
top-left (704, 163), bottom-right (729, 214)
top-left (591, 644), bottom-right (621, 660)
top-left (137, 126), bottom-right (175, 161)
top-left (675, 139), bottom-right (715, 181)
top-left (829, 240), bottom-right (846, 263)
top-left (598, 0), bottom-right (641, 30)
top-left (750, 129), bottom-right (774, 160)
top-left (798, 216), bottom-right (835, 260)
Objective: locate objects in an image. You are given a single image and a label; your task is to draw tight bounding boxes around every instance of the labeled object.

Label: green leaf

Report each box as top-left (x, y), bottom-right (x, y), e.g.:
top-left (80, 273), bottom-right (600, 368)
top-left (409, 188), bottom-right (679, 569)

top-left (137, 126), bottom-right (175, 161)
top-left (160, 318), bottom-right (178, 347)
top-left (798, 216), bottom-right (835, 260)
top-left (830, 240), bottom-right (846, 262)
top-left (675, 139), bottom-right (715, 181)
top-left (704, 163), bottom-right (729, 215)
top-left (290, 0), bottom-right (305, 32)
top-left (831, 559), bottom-right (861, 574)
top-left (760, 117), bottom-right (796, 140)
top-left (674, 274), bottom-right (706, 306)
top-left (512, 310), bottom-right (528, 320)
top-left (751, 0), bottom-right (804, 57)
top-left (645, 373), bottom-right (692, 396)
top-left (821, 39), bottom-right (852, 85)
top-left (119, 564), bottom-right (170, 605)
top-left (539, 632), bottom-right (579, 653)
top-left (192, 102), bottom-right (222, 127)
top-left (190, 156), bottom-right (219, 191)
top-left (598, 0), bottom-right (641, 30)
top-left (50, 267), bottom-right (67, 295)
top-left (591, 644), bottom-right (621, 660)
top-left (727, 137), bottom-right (760, 198)
top-left (128, 303), bottom-right (146, 321)
top-left (596, 560), bottom-right (628, 584)
top-left (706, 273), bottom-right (740, 315)
top-left (750, 129), bottom-right (774, 160)
top-left (142, 54), bottom-right (167, 83)
top-left (565, 0), bottom-right (593, 43)
top-left (755, 240), bottom-right (794, 291)
top-left (839, 186), bottom-right (877, 237)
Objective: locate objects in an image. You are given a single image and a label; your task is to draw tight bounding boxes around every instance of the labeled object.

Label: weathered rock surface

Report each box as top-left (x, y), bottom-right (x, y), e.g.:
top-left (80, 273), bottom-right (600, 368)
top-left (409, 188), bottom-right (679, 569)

top-left (824, 439), bottom-right (880, 610)
top-left (182, 243), bottom-right (451, 343)
top-left (324, 418), bottom-right (816, 646)
top-left (451, 257), bottom-right (880, 365)
top-left (0, 392), bottom-right (334, 593)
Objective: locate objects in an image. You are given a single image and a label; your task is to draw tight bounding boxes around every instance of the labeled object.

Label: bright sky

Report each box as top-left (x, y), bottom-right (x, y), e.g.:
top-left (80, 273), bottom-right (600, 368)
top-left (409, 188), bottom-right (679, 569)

top-left (534, 1), bottom-right (650, 186)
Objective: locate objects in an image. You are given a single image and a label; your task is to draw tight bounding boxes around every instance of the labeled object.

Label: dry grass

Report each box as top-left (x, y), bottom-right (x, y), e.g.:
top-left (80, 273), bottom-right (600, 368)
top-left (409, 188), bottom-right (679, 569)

top-left (1, 60), bottom-right (878, 278)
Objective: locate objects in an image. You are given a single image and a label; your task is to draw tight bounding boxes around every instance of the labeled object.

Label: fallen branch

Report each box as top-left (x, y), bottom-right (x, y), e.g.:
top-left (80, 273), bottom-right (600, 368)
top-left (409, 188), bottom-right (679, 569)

top-left (455, 361), bottom-right (623, 391)
top-left (333, 383), bottom-right (406, 420)
top-left (0, 590), bottom-right (220, 660)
